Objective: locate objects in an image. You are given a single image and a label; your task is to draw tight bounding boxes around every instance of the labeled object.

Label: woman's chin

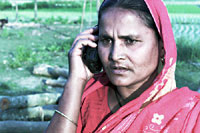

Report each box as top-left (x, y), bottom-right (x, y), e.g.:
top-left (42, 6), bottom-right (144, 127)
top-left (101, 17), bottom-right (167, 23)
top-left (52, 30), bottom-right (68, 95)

top-left (109, 78), bottom-right (132, 87)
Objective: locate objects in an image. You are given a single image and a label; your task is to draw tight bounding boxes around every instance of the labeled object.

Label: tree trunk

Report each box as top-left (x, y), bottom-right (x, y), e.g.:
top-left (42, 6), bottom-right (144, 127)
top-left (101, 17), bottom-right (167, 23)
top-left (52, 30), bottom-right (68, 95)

top-left (0, 120), bottom-right (49, 133)
top-left (34, 0), bottom-right (38, 21)
top-left (0, 93), bottom-right (61, 110)
top-left (15, 2), bottom-right (18, 22)
top-left (80, 0), bottom-right (87, 32)
top-left (42, 76), bottom-right (67, 87)
top-left (0, 105), bottom-right (56, 121)
top-left (96, 0), bottom-right (100, 12)
top-left (33, 64), bottom-right (68, 78)
top-left (89, 0), bottom-right (92, 26)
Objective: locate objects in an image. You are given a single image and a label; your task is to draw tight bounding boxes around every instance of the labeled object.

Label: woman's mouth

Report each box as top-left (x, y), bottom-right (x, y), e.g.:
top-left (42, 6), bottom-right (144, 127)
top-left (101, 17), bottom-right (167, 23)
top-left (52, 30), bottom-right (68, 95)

top-left (110, 66), bottom-right (129, 75)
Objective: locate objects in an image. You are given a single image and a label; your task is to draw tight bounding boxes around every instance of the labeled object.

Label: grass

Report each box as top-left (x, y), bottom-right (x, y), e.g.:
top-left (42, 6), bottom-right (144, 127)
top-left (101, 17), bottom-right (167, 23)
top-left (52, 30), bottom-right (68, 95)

top-left (176, 61), bottom-right (200, 90)
top-left (174, 30), bottom-right (200, 91)
top-left (0, 24), bottom-right (80, 95)
top-left (1, 26), bottom-right (76, 69)
top-left (1, 3), bottom-right (200, 22)
top-left (176, 36), bottom-right (200, 62)
top-left (0, 10), bottom-right (98, 24)
top-left (0, 1), bottom-right (100, 11)
top-left (173, 32), bottom-right (200, 90)
top-left (166, 5), bottom-right (200, 14)
top-left (164, 0), bottom-right (199, 1)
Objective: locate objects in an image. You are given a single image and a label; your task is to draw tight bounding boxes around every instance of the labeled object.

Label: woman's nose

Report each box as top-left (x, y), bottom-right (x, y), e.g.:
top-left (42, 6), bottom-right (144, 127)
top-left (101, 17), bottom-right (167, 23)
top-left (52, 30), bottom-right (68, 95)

top-left (109, 42), bottom-right (125, 61)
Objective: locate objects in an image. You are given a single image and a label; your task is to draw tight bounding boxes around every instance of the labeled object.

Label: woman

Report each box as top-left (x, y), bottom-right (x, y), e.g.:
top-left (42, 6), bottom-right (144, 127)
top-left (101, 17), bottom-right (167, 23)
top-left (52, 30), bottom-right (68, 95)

top-left (46, 0), bottom-right (200, 132)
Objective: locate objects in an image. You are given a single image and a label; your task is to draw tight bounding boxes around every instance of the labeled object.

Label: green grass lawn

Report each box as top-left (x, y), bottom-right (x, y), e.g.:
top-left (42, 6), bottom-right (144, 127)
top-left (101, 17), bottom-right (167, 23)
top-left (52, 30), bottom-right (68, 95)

top-left (0, 10), bottom-right (98, 22)
top-left (1, 3), bottom-right (200, 21)
top-left (166, 4), bottom-right (200, 14)
top-left (0, 24), bottom-right (80, 95)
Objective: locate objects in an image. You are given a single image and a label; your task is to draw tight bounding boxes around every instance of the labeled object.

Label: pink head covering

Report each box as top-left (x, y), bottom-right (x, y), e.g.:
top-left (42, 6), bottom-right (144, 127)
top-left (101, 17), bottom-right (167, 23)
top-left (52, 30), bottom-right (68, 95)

top-left (83, 0), bottom-right (177, 107)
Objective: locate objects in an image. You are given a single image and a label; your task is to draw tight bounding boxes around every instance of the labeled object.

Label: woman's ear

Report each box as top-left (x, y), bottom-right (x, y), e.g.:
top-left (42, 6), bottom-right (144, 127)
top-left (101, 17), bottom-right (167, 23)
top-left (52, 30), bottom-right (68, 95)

top-left (157, 39), bottom-right (165, 73)
top-left (158, 39), bottom-right (165, 59)
top-left (158, 39), bottom-right (165, 66)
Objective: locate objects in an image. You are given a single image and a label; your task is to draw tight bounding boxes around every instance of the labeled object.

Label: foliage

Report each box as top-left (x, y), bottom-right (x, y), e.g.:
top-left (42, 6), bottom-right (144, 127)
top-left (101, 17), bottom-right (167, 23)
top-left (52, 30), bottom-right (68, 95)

top-left (166, 4), bottom-right (200, 14)
top-left (0, 29), bottom-right (10, 38)
top-left (164, 0), bottom-right (198, 2)
top-left (176, 61), bottom-right (200, 91)
top-left (7, 38), bottom-right (73, 69)
top-left (0, 1), bottom-right (82, 10)
top-left (38, 16), bottom-right (69, 25)
top-left (176, 37), bottom-right (200, 62)
top-left (0, 1), bottom-right (200, 14)
top-left (170, 16), bottom-right (200, 25)
top-left (8, 46), bottom-right (34, 68)
top-left (0, 2), bottom-right (11, 10)
top-left (0, 29), bottom-right (25, 39)
top-left (46, 39), bottom-right (73, 55)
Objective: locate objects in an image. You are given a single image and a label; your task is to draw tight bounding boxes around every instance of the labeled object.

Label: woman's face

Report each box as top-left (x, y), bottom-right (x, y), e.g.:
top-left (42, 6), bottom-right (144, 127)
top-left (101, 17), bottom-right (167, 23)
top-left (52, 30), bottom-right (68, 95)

top-left (98, 8), bottom-right (159, 89)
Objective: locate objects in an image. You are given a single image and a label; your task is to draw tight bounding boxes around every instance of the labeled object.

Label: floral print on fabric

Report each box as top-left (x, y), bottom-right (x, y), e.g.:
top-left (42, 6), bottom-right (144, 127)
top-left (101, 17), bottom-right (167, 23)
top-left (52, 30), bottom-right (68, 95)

top-left (151, 113), bottom-right (164, 125)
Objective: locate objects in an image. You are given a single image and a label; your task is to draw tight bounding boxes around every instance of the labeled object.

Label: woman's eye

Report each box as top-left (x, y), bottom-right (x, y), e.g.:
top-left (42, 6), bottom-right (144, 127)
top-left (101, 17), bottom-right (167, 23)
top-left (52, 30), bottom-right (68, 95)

top-left (100, 38), bottom-right (112, 45)
top-left (125, 39), bottom-right (136, 45)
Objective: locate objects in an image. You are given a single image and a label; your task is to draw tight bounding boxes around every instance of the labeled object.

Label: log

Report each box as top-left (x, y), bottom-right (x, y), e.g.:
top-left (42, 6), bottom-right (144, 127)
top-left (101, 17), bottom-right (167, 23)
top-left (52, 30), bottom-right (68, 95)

top-left (0, 120), bottom-right (49, 133)
top-left (0, 105), bottom-right (56, 121)
top-left (33, 64), bottom-right (68, 78)
top-left (190, 62), bottom-right (200, 68)
top-left (0, 93), bottom-right (61, 110)
top-left (42, 76), bottom-right (67, 87)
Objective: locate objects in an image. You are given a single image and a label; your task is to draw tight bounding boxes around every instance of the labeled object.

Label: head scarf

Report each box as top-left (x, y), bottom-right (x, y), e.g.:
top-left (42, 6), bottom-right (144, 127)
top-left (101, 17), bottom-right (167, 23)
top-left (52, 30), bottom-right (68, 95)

top-left (80, 0), bottom-right (200, 132)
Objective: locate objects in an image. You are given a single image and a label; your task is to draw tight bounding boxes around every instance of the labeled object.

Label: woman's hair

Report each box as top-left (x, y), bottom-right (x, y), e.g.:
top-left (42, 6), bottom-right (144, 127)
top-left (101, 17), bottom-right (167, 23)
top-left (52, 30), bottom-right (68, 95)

top-left (98, 0), bottom-right (160, 39)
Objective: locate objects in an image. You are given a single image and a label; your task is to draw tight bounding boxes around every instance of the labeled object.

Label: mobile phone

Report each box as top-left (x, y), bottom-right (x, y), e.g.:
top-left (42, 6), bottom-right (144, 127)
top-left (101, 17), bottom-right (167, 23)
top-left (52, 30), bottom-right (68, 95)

top-left (82, 46), bottom-right (102, 73)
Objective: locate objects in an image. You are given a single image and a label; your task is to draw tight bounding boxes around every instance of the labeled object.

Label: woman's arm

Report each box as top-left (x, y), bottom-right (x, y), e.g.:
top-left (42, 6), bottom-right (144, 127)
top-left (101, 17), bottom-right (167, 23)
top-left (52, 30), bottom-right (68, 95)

top-left (45, 77), bottom-right (86, 133)
top-left (45, 26), bottom-right (98, 133)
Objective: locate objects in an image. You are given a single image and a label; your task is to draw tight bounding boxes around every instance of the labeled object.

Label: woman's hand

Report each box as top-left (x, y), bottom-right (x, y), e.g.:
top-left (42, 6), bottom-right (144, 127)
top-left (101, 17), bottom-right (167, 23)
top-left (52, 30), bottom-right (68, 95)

top-left (46, 27), bottom-right (99, 133)
top-left (68, 26), bottom-right (98, 82)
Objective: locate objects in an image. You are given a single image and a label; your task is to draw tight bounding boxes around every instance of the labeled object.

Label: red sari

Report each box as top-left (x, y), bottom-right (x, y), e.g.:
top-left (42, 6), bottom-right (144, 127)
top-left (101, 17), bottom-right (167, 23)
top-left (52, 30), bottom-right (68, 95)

top-left (77, 0), bottom-right (200, 132)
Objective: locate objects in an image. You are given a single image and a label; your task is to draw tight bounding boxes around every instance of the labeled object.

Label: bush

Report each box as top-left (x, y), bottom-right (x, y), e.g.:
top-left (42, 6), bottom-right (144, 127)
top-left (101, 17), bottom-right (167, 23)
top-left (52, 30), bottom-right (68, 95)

top-left (0, 2), bottom-right (11, 10)
top-left (7, 37), bottom-right (73, 69)
top-left (176, 37), bottom-right (200, 62)
top-left (0, 1), bottom-right (82, 10)
top-left (0, 29), bottom-right (10, 38)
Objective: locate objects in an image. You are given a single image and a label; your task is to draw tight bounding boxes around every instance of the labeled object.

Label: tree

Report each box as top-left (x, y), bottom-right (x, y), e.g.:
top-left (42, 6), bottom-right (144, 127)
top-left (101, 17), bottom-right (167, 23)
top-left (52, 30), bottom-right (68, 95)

top-left (34, 0), bottom-right (38, 21)
top-left (15, 1), bottom-right (18, 21)
top-left (96, 0), bottom-right (100, 12)
top-left (80, 0), bottom-right (87, 32)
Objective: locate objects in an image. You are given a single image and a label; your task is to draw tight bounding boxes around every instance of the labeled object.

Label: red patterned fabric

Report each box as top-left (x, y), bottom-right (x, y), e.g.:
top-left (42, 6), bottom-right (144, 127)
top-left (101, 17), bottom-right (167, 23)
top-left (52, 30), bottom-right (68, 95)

top-left (76, 0), bottom-right (200, 132)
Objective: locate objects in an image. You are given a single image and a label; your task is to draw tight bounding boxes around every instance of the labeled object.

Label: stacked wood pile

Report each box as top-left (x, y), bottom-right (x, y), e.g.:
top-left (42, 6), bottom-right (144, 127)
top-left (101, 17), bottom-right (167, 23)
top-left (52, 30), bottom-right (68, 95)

top-left (33, 64), bottom-right (68, 87)
top-left (0, 64), bottom-right (68, 133)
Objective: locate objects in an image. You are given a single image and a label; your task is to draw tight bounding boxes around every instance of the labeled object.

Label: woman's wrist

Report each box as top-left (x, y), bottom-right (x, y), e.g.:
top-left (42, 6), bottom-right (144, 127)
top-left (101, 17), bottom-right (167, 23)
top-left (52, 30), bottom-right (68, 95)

top-left (67, 75), bottom-right (89, 88)
top-left (55, 77), bottom-right (86, 125)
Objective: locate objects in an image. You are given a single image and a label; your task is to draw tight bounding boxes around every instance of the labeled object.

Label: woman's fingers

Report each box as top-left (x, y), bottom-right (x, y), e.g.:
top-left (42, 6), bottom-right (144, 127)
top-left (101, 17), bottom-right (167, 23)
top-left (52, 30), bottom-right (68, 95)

top-left (74, 38), bottom-right (97, 48)
top-left (72, 26), bottom-right (98, 47)
top-left (81, 26), bottom-right (98, 34)
top-left (69, 39), bottom-right (97, 57)
top-left (67, 27), bottom-right (98, 81)
top-left (72, 34), bottom-right (98, 47)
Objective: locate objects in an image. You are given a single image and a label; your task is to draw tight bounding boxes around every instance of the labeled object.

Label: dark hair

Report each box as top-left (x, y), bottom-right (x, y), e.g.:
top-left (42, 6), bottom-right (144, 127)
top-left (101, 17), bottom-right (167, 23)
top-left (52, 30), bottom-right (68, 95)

top-left (98, 0), bottom-right (160, 39)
